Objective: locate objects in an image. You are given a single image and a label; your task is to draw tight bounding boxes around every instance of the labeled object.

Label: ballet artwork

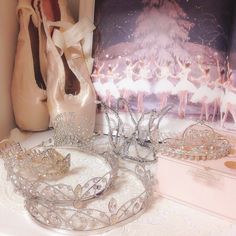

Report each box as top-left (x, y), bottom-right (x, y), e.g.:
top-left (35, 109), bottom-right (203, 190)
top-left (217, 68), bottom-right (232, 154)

top-left (92, 0), bottom-right (236, 130)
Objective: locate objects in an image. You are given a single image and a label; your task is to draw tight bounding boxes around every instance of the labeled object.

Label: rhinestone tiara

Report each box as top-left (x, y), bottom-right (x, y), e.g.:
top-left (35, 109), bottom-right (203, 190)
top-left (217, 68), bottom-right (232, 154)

top-left (158, 121), bottom-right (231, 160)
top-left (101, 98), bottom-right (173, 163)
top-left (52, 112), bottom-right (112, 156)
top-left (25, 164), bottom-right (153, 234)
top-left (6, 147), bottom-right (70, 180)
top-left (4, 143), bottom-right (118, 205)
top-left (0, 140), bottom-right (23, 159)
top-left (53, 112), bottom-right (93, 147)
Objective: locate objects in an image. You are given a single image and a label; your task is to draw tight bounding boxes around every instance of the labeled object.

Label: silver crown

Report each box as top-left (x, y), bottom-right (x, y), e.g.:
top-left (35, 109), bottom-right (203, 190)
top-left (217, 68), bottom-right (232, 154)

top-left (101, 98), bottom-right (173, 163)
top-left (158, 121), bottom-right (231, 160)
top-left (25, 164), bottom-right (153, 233)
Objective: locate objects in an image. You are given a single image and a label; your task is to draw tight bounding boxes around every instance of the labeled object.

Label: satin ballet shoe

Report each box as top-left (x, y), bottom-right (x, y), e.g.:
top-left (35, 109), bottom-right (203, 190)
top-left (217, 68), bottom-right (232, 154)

top-left (11, 0), bottom-right (49, 131)
top-left (38, 0), bottom-right (97, 137)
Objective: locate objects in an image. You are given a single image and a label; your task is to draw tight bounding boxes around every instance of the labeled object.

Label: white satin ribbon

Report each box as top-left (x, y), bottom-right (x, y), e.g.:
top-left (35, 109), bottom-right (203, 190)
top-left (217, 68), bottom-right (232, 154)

top-left (50, 17), bottom-right (95, 59)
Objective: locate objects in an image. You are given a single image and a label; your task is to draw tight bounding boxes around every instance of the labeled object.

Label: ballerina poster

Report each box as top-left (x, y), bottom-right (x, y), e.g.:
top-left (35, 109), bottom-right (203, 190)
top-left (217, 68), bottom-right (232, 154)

top-left (92, 0), bottom-right (236, 131)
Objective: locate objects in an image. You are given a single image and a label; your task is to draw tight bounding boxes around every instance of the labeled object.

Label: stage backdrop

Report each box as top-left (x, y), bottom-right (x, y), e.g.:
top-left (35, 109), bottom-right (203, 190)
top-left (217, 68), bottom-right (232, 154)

top-left (92, 0), bottom-right (236, 131)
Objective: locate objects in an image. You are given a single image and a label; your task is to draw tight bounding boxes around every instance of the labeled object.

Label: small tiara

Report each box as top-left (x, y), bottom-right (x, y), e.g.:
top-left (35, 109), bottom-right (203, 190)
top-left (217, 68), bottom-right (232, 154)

top-left (101, 98), bottom-right (173, 163)
top-left (4, 144), bottom-right (118, 205)
top-left (25, 165), bottom-right (153, 233)
top-left (7, 148), bottom-right (70, 180)
top-left (52, 113), bottom-right (114, 160)
top-left (0, 140), bottom-right (23, 159)
top-left (158, 121), bottom-right (231, 160)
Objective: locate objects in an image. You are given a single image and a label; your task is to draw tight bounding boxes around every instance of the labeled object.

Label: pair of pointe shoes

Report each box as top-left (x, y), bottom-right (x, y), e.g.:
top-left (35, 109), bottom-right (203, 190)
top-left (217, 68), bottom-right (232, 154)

top-left (12, 0), bottom-right (96, 137)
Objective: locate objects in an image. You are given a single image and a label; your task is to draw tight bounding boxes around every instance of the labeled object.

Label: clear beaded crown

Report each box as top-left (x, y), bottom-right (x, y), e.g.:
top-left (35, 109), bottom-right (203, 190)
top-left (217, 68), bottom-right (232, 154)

top-left (158, 121), bottom-right (231, 160)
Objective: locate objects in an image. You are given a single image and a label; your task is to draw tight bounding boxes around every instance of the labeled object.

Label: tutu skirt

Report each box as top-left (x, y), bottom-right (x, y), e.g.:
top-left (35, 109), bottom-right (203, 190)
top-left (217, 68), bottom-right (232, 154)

top-left (93, 81), bottom-right (106, 97)
top-left (191, 85), bottom-right (213, 104)
top-left (134, 79), bottom-right (150, 93)
top-left (207, 87), bottom-right (223, 103)
top-left (221, 90), bottom-right (236, 110)
top-left (154, 79), bottom-right (175, 94)
top-left (117, 78), bottom-right (135, 92)
top-left (103, 82), bottom-right (120, 98)
top-left (174, 80), bottom-right (196, 94)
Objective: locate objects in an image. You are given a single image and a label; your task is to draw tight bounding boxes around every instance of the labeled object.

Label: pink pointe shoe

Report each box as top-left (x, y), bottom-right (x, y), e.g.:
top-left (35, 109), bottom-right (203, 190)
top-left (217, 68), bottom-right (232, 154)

top-left (11, 0), bottom-right (50, 131)
top-left (37, 0), bottom-right (97, 138)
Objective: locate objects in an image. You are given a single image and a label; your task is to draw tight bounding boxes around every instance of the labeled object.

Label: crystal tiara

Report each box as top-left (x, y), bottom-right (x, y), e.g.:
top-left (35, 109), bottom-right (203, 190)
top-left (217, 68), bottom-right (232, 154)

top-left (101, 98), bottom-right (173, 163)
top-left (25, 164), bottom-right (153, 234)
top-left (4, 143), bottom-right (118, 205)
top-left (0, 140), bottom-right (23, 159)
top-left (158, 121), bottom-right (231, 160)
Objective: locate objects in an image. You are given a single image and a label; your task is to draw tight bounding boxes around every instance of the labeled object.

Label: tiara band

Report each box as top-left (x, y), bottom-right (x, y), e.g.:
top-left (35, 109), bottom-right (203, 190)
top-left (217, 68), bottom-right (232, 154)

top-left (25, 165), bottom-right (153, 234)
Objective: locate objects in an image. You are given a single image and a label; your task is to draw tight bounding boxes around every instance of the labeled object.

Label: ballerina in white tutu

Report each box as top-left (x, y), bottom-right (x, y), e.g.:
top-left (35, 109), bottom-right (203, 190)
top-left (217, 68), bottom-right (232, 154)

top-left (154, 61), bottom-right (175, 109)
top-left (220, 69), bottom-right (236, 127)
top-left (91, 62), bottom-right (106, 101)
top-left (191, 62), bottom-right (212, 121)
top-left (135, 60), bottom-right (151, 112)
top-left (103, 64), bottom-right (120, 107)
top-left (117, 59), bottom-right (139, 106)
top-left (208, 55), bottom-right (225, 122)
top-left (174, 59), bottom-right (196, 118)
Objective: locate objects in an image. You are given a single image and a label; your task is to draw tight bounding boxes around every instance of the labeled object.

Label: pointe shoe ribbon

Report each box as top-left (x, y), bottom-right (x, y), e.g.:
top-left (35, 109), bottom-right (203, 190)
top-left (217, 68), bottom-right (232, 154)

top-left (16, 0), bottom-right (38, 26)
top-left (49, 17), bottom-right (95, 71)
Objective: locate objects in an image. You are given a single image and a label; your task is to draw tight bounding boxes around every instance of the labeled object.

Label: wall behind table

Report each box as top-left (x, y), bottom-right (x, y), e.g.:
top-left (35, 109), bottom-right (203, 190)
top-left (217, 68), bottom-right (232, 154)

top-left (0, 0), bottom-right (18, 140)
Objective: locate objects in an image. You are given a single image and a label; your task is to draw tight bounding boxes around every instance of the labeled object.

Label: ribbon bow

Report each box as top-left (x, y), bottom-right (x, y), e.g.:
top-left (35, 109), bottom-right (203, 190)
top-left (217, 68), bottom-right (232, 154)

top-left (50, 17), bottom-right (95, 71)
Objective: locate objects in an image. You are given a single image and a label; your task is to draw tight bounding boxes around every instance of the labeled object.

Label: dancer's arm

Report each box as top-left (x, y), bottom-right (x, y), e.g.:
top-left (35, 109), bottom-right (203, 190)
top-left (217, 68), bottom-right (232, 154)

top-left (190, 75), bottom-right (203, 84)
top-left (131, 61), bottom-right (139, 69)
top-left (112, 63), bottom-right (119, 72)
top-left (98, 62), bottom-right (105, 73)
top-left (169, 71), bottom-right (178, 79)
top-left (176, 58), bottom-right (185, 70)
top-left (230, 84), bottom-right (236, 93)
top-left (154, 61), bottom-right (162, 71)
top-left (197, 63), bottom-right (205, 73)
top-left (215, 57), bottom-right (221, 77)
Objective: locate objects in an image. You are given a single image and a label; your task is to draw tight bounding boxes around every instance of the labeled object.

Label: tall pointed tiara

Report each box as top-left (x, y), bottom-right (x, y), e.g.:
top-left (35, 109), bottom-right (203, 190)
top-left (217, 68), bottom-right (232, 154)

top-left (101, 98), bottom-right (173, 163)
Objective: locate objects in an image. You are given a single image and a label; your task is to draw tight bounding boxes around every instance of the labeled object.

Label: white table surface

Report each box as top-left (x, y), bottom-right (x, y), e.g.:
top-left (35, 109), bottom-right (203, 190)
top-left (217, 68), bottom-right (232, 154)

top-left (0, 130), bottom-right (236, 236)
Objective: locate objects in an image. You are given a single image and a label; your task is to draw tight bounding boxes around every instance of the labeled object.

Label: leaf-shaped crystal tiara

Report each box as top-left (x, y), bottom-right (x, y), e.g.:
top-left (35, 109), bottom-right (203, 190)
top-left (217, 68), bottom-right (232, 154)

top-left (4, 142), bottom-right (118, 205)
top-left (25, 165), bottom-right (153, 234)
top-left (158, 121), bottom-right (231, 160)
top-left (101, 98), bottom-right (173, 163)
